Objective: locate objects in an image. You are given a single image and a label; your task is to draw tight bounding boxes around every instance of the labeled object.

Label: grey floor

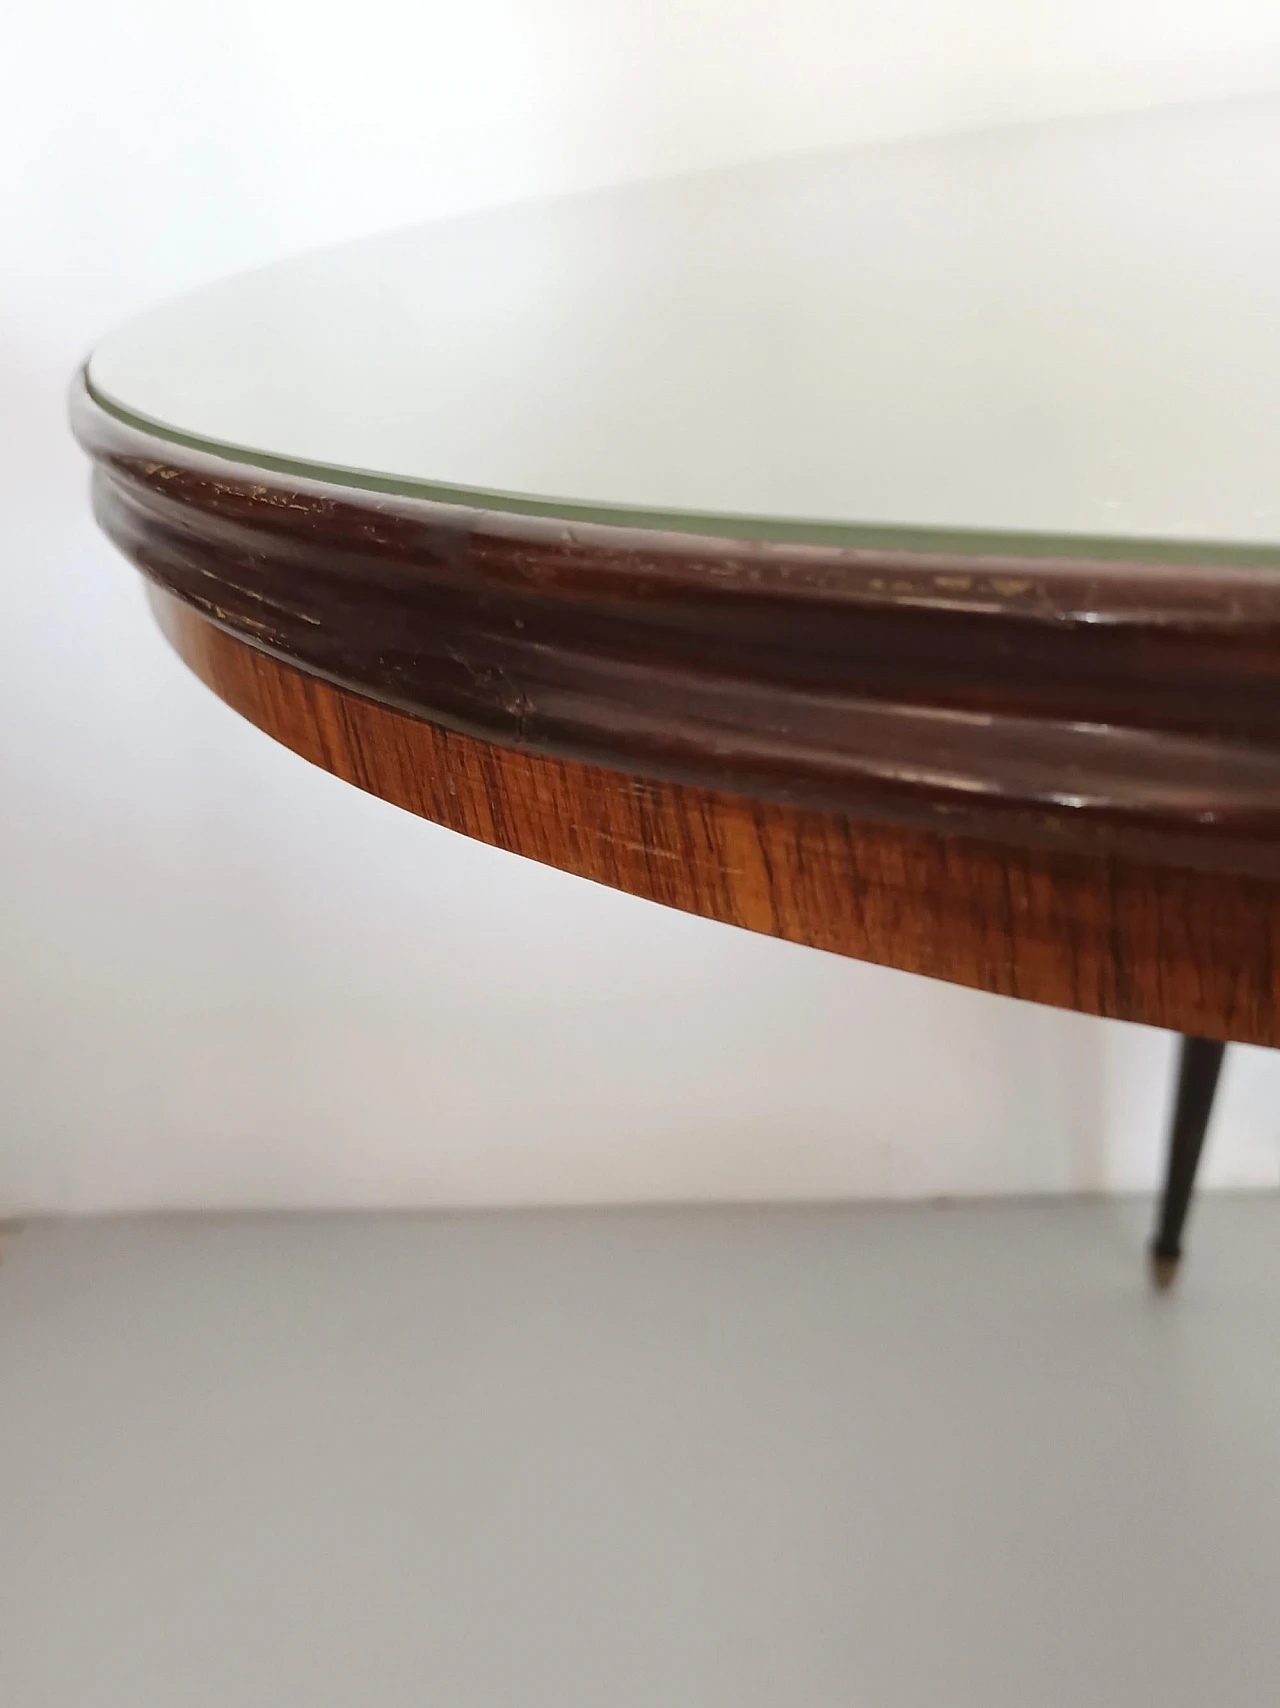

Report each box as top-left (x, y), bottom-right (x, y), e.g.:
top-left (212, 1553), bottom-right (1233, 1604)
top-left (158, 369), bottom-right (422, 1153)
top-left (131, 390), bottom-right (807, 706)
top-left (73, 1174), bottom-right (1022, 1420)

top-left (2, 1201), bottom-right (1280, 1707)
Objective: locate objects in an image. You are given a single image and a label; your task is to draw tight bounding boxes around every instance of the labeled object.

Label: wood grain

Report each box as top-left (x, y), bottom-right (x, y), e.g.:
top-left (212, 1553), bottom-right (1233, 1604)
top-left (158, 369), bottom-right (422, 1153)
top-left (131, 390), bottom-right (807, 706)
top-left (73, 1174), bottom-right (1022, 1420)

top-left (72, 379), bottom-right (1280, 1042)
top-left (152, 587), bottom-right (1280, 1046)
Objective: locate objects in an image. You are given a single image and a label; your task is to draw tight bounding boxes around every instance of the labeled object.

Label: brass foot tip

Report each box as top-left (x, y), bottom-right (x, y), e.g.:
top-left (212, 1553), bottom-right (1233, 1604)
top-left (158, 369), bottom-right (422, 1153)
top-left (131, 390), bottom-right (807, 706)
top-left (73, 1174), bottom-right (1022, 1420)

top-left (1149, 1250), bottom-right (1180, 1291)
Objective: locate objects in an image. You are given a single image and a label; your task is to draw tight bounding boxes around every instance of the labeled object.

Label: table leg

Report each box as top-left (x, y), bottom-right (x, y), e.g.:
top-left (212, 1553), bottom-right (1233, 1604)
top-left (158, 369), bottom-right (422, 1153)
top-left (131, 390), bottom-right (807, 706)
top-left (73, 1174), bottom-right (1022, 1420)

top-left (1150, 1035), bottom-right (1226, 1289)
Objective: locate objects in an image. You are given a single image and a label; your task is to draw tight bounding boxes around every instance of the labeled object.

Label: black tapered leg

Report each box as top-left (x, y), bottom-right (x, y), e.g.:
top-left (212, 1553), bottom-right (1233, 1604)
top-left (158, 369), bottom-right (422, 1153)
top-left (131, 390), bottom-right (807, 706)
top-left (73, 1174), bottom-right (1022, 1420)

top-left (1150, 1035), bottom-right (1226, 1289)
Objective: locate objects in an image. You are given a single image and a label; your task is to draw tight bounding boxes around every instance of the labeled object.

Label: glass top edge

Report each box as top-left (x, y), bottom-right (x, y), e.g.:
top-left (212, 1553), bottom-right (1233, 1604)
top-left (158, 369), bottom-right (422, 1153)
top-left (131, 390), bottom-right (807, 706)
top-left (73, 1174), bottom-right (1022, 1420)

top-left (87, 374), bottom-right (1280, 572)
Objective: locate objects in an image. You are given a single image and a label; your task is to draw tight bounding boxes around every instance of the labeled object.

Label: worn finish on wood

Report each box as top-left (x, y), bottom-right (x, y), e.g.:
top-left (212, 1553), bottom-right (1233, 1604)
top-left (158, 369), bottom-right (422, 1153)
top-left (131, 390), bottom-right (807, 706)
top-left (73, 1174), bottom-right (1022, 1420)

top-left (148, 587), bottom-right (1280, 1045)
top-left (1151, 1037), bottom-right (1229, 1287)
top-left (72, 380), bottom-right (1280, 1043)
top-left (74, 380), bottom-right (1280, 882)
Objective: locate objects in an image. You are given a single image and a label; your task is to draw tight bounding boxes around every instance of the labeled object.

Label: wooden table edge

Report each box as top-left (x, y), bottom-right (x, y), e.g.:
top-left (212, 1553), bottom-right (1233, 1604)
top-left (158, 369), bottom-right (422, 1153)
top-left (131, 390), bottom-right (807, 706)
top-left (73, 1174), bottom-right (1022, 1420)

top-left (75, 378), bottom-right (1280, 1044)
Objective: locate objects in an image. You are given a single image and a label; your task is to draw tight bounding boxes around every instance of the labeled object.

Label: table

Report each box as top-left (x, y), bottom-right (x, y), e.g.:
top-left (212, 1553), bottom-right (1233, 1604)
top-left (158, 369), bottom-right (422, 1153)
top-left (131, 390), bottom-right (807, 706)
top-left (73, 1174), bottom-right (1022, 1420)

top-left (74, 98), bottom-right (1280, 1278)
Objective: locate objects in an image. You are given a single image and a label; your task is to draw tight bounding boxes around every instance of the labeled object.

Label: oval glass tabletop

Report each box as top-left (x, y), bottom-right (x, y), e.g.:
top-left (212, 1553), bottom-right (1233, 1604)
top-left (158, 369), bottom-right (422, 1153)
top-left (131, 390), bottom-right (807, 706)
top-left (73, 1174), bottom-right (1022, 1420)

top-left (88, 98), bottom-right (1280, 560)
top-left (74, 98), bottom-right (1280, 1048)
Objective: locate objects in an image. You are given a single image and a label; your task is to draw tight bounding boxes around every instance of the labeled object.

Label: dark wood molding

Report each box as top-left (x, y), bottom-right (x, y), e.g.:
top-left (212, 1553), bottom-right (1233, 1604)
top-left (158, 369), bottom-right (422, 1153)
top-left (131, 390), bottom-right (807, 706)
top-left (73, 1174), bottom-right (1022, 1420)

top-left (74, 377), bottom-right (1280, 882)
top-left (147, 588), bottom-right (1280, 1045)
top-left (72, 362), bottom-right (1280, 1040)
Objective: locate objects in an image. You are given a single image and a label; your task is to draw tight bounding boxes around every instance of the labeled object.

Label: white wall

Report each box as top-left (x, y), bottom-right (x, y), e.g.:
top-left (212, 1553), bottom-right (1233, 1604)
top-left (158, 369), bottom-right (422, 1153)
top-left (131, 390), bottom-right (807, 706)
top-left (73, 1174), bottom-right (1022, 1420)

top-left (5, 0), bottom-right (1280, 1213)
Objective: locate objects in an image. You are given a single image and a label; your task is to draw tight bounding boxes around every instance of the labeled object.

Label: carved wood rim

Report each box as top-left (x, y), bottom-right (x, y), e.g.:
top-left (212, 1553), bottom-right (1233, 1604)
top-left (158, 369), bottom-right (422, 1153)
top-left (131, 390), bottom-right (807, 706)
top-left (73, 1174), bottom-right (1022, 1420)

top-left (73, 374), bottom-right (1280, 879)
